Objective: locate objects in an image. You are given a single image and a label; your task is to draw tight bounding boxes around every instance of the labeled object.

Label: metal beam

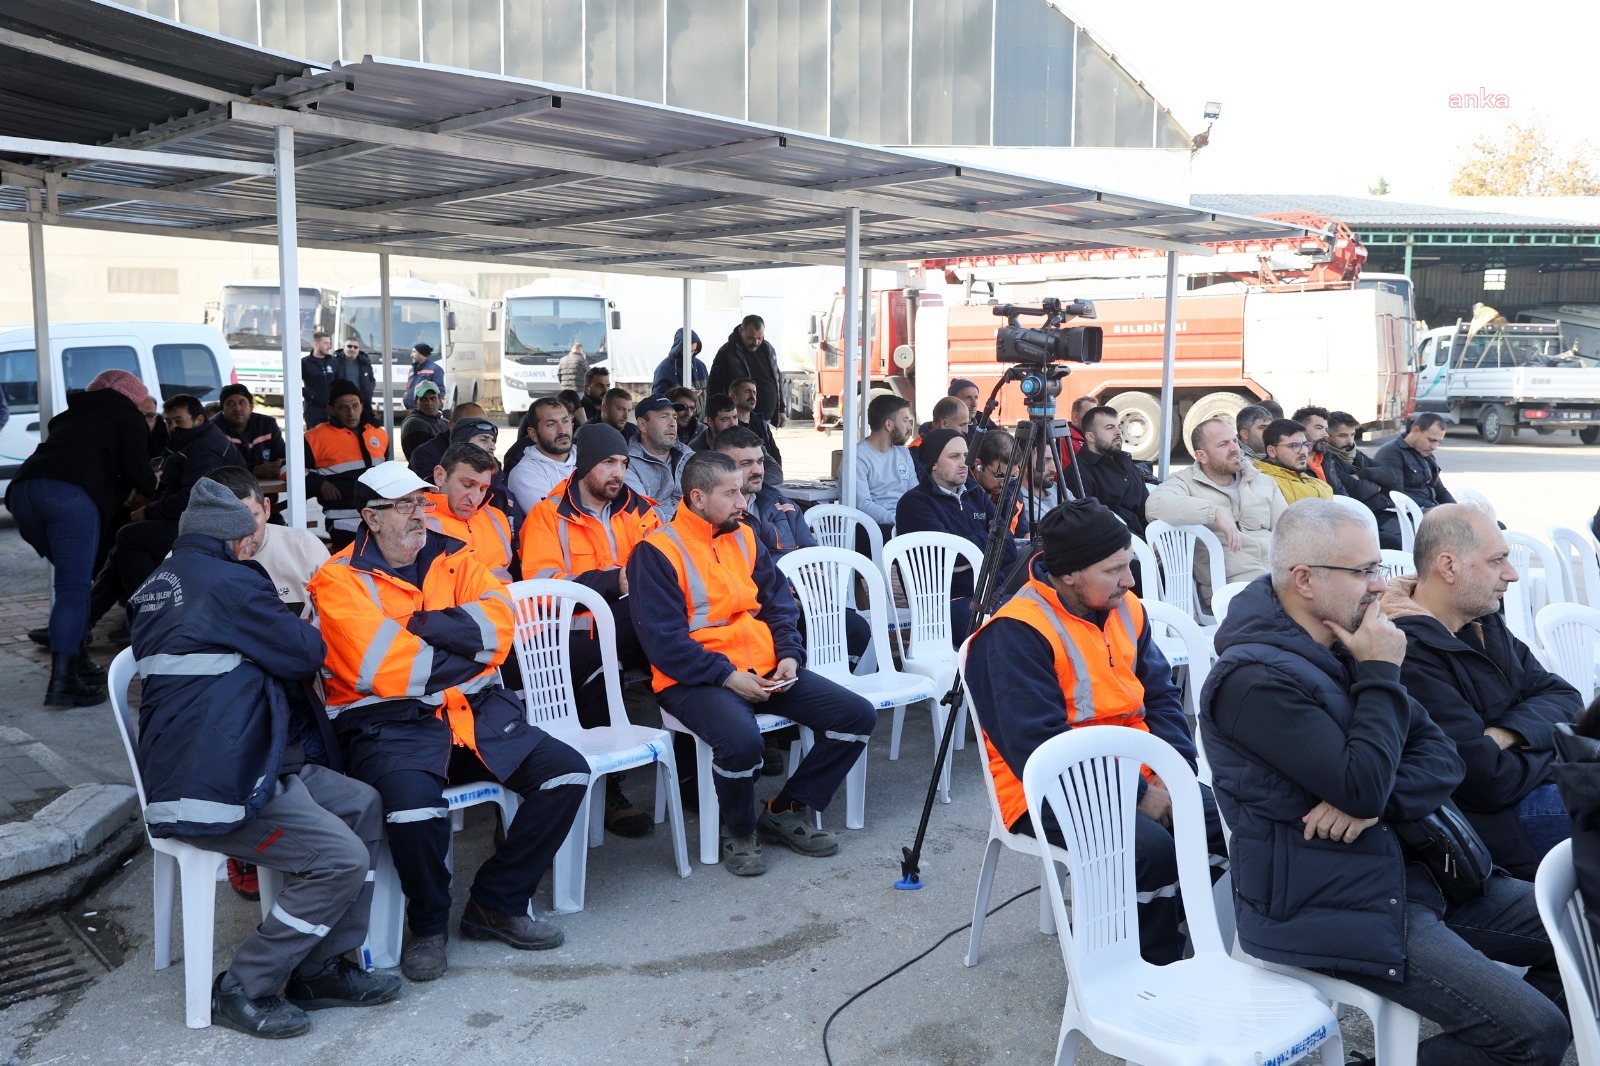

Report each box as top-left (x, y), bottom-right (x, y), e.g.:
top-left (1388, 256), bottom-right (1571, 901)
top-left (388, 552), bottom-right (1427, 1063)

top-left (646, 135), bottom-right (785, 168)
top-left (1074, 211), bottom-right (1212, 231)
top-left (259, 80), bottom-right (353, 109)
top-left (275, 126), bottom-right (307, 532)
top-left (225, 102), bottom-right (1220, 255)
top-left (810, 166), bottom-right (961, 192)
top-left (27, 218), bottom-right (53, 439)
top-left (380, 254), bottom-right (394, 438)
top-left (423, 95), bottom-right (558, 133)
top-left (970, 190), bottom-right (1102, 211)
top-left (1158, 251), bottom-right (1178, 482)
top-left (0, 136), bottom-right (275, 175)
top-left (0, 26), bottom-right (252, 105)
top-left (360, 172), bottom-right (590, 213)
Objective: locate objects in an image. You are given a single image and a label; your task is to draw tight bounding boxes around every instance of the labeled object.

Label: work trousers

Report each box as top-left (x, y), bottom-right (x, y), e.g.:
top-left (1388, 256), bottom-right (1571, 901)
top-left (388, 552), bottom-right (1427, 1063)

top-left (9, 478), bottom-right (100, 654)
top-left (1324, 864), bottom-right (1569, 1066)
top-left (176, 764), bottom-right (382, 1000)
top-left (1015, 783), bottom-right (1228, 966)
top-left (567, 593), bottom-right (647, 730)
top-left (658, 669), bottom-right (876, 837)
top-left (369, 739), bottom-right (588, 937)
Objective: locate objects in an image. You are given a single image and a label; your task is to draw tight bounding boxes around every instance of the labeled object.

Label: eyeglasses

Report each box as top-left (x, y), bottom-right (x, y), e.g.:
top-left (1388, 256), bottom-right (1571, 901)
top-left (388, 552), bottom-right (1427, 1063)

top-left (1282, 441), bottom-right (1314, 452)
top-left (344, 344), bottom-right (360, 350)
top-left (366, 497), bottom-right (436, 515)
top-left (1304, 563), bottom-right (1384, 579)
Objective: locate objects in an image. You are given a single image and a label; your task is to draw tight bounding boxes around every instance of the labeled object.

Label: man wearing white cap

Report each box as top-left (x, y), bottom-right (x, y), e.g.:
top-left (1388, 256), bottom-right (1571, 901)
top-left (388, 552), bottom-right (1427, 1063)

top-left (308, 462), bottom-right (587, 983)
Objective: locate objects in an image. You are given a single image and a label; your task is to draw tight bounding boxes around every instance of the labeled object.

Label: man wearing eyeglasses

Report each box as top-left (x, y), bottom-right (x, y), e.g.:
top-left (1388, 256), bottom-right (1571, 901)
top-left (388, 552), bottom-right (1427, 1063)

top-left (333, 338), bottom-right (376, 420)
top-left (1200, 498), bottom-right (1567, 1066)
top-left (309, 462), bottom-right (587, 984)
top-left (1252, 419), bottom-right (1334, 505)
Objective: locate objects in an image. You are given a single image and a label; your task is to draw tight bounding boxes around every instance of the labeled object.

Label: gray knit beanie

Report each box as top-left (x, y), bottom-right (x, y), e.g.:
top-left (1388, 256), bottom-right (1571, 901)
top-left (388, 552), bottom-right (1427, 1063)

top-left (179, 478), bottom-right (259, 542)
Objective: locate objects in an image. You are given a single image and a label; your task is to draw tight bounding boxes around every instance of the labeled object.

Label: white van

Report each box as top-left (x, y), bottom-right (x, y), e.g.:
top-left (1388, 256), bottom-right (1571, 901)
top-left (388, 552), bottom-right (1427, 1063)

top-left (0, 322), bottom-right (235, 499)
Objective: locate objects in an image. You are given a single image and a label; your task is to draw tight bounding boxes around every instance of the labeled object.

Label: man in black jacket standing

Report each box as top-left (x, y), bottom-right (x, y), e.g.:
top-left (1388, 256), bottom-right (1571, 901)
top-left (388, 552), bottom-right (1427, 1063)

top-left (130, 475), bottom-right (399, 1037)
top-left (1200, 499), bottom-right (1567, 1066)
top-left (1073, 405), bottom-right (1149, 537)
top-left (1382, 505), bottom-right (1581, 877)
top-left (707, 315), bottom-right (786, 427)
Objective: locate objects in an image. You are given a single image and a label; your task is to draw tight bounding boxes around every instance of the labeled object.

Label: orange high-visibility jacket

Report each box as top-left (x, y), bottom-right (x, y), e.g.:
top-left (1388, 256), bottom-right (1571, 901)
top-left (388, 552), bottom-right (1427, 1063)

top-left (308, 529), bottom-right (513, 752)
top-left (305, 421), bottom-right (390, 528)
top-left (979, 574), bottom-right (1151, 829)
top-left (518, 477), bottom-right (659, 587)
top-left (425, 492), bottom-right (513, 575)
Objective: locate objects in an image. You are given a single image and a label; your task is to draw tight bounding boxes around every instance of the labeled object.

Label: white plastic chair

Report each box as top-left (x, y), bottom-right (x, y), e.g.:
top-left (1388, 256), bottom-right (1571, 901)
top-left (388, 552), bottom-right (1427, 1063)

top-left (1021, 728), bottom-right (1343, 1066)
top-left (108, 649), bottom-right (285, 1029)
top-left (882, 531), bottom-right (985, 798)
top-left (506, 579), bottom-right (690, 912)
top-left (958, 641), bottom-right (1070, 966)
top-left (1329, 494), bottom-right (1380, 539)
top-left (1389, 491), bottom-right (1425, 554)
top-left (1380, 549), bottom-right (1415, 583)
top-left (1534, 839), bottom-right (1600, 1066)
top-left (1536, 603), bottom-right (1600, 702)
top-left (1129, 533), bottom-right (1162, 602)
top-left (1209, 580), bottom-right (1252, 627)
top-left (1549, 524), bottom-right (1600, 607)
top-left (1454, 486), bottom-right (1498, 521)
top-left (803, 503), bottom-right (883, 563)
top-left (1505, 531), bottom-right (1566, 654)
top-left (778, 546), bottom-right (939, 808)
top-left (1144, 600), bottom-right (1215, 727)
top-left (660, 706), bottom-right (804, 866)
top-left (1145, 520), bottom-right (1227, 624)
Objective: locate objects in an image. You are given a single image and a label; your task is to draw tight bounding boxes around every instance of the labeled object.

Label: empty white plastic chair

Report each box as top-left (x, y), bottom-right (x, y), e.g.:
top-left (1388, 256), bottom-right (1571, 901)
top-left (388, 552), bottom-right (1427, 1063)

top-left (1504, 531), bottom-right (1566, 654)
top-left (1209, 580), bottom-right (1252, 627)
top-left (1380, 548), bottom-right (1415, 583)
top-left (1022, 727), bottom-right (1343, 1066)
top-left (1534, 839), bottom-right (1600, 1066)
top-left (1536, 603), bottom-right (1600, 702)
top-left (1144, 520), bottom-right (1228, 624)
top-left (506, 579), bottom-right (690, 912)
top-left (882, 531), bottom-right (985, 796)
top-left (803, 503), bottom-right (882, 563)
top-left (1328, 494), bottom-right (1380, 539)
top-left (778, 546), bottom-right (939, 810)
top-left (108, 649), bottom-right (285, 1029)
top-left (1454, 486), bottom-right (1497, 521)
top-left (1549, 524), bottom-right (1600, 607)
top-left (1389, 492), bottom-right (1425, 554)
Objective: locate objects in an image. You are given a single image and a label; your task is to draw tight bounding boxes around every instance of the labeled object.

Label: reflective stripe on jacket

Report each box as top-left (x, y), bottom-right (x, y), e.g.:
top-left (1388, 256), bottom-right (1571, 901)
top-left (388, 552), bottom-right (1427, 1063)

top-left (305, 421), bottom-right (390, 528)
top-left (425, 491), bottom-right (513, 575)
top-left (518, 477), bottom-right (659, 592)
top-left (978, 574), bottom-right (1150, 828)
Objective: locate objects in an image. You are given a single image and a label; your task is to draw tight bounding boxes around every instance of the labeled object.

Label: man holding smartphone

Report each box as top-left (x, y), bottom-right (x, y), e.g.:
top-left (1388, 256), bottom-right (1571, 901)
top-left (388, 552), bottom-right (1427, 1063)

top-left (627, 451), bottom-right (877, 877)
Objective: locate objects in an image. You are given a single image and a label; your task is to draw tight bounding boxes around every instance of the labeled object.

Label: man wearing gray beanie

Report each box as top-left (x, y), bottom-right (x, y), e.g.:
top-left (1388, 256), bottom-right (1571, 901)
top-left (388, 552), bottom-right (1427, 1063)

top-left (964, 496), bottom-right (1226, 965)
top-left (129, 472), bottom-right (400, 1036)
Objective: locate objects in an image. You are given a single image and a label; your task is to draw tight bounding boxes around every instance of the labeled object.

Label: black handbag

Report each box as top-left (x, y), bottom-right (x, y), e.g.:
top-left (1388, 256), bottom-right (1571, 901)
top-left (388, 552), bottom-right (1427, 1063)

top-left (1394, 804), bottom-right (1494, 906)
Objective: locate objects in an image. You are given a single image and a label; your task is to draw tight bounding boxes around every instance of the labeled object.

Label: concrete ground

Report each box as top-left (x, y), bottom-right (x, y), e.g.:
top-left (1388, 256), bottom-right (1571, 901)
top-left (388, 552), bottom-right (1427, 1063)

top-left (0, 419), bottom-right (1592, 1064)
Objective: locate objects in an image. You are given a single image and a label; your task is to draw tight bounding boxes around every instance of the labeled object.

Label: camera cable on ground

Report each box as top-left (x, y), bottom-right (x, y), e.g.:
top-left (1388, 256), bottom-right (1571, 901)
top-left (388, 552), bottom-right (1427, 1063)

top-left (820, 885), bottom-right (1041, 1065)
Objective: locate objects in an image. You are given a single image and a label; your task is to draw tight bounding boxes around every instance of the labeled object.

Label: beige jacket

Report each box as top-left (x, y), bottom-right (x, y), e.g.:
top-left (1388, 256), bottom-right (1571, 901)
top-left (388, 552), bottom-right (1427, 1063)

top-left (1145, 462), bottom-right (1287, 601)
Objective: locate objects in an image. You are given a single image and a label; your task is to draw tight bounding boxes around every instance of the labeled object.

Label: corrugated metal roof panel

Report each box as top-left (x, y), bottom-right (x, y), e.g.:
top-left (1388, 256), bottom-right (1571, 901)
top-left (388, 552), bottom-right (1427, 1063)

top-left (1192, 193), bottom-right (1594, 229)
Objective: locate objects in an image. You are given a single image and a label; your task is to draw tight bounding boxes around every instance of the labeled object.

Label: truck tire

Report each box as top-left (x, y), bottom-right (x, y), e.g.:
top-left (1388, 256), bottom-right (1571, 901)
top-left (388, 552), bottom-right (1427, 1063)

top-left (1580, 426), bottom-right (1599, 445)
top-left (1106, 391), bottom-right (1164, 463)
top-left (1180, 392), bottom-right (1251, 460)
top-left (1478, 404), bottom-right (1509, 445)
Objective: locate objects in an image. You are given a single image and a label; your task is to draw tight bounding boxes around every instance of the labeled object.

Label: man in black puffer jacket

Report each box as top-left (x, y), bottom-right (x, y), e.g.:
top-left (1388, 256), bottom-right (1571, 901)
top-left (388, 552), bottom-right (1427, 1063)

top-left (1200, 498), bottom-right (1568, 1066)
top-left (130, 473), bottom-right (399, 1038)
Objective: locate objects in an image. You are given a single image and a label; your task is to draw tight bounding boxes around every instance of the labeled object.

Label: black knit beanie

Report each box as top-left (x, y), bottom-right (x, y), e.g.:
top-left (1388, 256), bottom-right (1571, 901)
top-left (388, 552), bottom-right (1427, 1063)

top-left (1038, 498), bottom-right (1132, 576)
top-left (572, 422), bottom-right (629, 479)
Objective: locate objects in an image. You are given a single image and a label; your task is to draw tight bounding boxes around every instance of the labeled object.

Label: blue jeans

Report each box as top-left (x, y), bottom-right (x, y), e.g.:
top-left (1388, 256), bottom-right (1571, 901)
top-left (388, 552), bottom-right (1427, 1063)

top-left (1518, 783), bottom-right (1571, 863)
top-left (1327, 864), bottom-right (1569, 1066)
top-left (9, 478), bottom-right (100, 654)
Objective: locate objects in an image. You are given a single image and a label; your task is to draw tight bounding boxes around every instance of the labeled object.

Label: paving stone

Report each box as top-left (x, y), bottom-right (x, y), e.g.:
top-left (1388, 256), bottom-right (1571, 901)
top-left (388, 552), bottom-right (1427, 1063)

top-left (0, 824), bottom-right (72, 881)
top-left (34, 786), bottom-right (138, 855)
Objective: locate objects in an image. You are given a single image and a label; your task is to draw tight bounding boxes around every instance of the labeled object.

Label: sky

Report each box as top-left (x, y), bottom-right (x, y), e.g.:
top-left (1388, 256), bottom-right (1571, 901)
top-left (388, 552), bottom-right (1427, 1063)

top-left (1073, 0), bottom-right (1600, 199)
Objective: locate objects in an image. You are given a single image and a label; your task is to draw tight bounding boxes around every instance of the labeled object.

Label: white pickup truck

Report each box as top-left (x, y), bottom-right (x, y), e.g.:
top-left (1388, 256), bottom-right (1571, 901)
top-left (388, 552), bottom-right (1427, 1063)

top-left (1413, 321), bottom-right (1600, 445)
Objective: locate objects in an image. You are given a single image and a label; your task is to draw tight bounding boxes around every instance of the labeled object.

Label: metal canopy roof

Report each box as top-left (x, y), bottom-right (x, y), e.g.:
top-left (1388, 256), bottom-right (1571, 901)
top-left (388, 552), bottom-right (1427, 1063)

top-left (0, 3), bottom-right (1309, 279)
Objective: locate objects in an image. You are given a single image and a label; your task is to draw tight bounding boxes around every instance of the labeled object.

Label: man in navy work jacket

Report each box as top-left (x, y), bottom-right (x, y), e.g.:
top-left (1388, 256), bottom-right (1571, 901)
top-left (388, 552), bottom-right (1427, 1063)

top-left (1199, 498), bottom-right (1567, 1066)
top-left (129, 474), bottom-right (399, 1039)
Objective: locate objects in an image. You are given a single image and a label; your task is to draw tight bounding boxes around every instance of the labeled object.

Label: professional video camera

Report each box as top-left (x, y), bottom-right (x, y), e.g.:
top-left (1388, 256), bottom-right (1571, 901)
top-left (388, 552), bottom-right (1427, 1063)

top-left (993, 297), bottom-right (1103, 365)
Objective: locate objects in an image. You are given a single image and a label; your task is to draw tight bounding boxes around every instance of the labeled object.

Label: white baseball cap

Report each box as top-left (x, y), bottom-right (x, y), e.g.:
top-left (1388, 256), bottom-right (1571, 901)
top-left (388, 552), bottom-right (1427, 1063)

top-left (357, 461), bottom-right (432, 500)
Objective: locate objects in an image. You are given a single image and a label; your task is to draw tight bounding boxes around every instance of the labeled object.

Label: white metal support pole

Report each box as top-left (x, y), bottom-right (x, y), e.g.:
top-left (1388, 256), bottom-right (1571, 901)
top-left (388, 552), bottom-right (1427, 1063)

top-left (1158, 251), bottom-right (1179, 482)
top-left (840, 208), bottom-right (861, 508)
top-left (27, 219), bottom-right (52, 440)
top-left (681, 278), bottom-right (693, 393)
top-left (859, 266), bottom-right (872, 438)
top-left (275, 126), bottom-right (307, 531)
top-left (380, 253), bottom-right (394, 442)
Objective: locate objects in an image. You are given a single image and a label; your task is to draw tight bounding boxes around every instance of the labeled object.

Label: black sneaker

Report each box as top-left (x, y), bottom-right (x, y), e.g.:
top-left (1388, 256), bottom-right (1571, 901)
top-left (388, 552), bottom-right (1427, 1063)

top-left (210, 972), bottom-right (310, 1039)
top-left (285, 956), bottom-right (401, 1010)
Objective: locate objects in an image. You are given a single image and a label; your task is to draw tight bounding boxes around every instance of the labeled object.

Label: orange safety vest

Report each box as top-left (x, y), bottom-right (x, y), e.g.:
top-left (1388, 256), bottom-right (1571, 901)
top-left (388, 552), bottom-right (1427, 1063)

top-left (979, 573), bottom-right (1151, 829)
top-left (307, 531), bottom-right (513, 760)
top-left (305, 421), bottom-right (389, 477)
top-left (642, 506), bottom-right (776, 692)
top-left (518, 477), bottom-right (660, 580)
top-left (425, 492), bottom-right (513, 574)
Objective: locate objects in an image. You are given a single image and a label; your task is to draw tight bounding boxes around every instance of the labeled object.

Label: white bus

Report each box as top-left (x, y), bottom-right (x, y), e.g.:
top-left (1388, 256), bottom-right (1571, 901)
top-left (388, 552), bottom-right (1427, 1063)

top-left (211, 281), bottom-right (339, 405)
top-left (501, 279), bottom-right (618, 424)
top-left (337, 278), bottom-right (497, 413)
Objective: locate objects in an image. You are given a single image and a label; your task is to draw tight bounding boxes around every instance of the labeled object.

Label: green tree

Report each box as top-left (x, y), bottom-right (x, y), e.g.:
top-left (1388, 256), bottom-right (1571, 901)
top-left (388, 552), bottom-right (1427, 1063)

top-left (1451, 120), bottom-right (1600, 196)
top-left (1368, 175), bottom-right (1390, 196)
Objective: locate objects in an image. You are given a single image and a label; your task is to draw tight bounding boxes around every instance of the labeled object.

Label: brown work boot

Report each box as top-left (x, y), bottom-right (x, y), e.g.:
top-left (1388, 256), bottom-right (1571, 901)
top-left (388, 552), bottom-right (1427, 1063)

top-left (400, 932), bottom-right (448, 982)
top-left (460, 898), bottom-right (565, 950)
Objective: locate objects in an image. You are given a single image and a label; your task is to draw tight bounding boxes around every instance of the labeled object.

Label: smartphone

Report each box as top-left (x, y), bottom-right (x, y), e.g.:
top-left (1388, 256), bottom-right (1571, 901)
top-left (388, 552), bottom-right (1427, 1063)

top-left (761, 675), bottom-right (798, 691)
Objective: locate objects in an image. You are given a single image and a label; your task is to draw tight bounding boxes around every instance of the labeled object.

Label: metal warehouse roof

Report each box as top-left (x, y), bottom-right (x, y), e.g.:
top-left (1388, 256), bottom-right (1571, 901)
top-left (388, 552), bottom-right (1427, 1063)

top-left (1191, 193), bottom-right (1596, 230)
top-left (0, 3), bottom-right (1310, 279)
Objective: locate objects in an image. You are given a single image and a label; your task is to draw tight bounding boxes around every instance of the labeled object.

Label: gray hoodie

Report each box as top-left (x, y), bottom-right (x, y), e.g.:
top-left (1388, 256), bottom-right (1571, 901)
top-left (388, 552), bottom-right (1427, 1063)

top-left (625, 438), bottom-right (692, 522)
top-left (508, 446), bottom-right (576, 513)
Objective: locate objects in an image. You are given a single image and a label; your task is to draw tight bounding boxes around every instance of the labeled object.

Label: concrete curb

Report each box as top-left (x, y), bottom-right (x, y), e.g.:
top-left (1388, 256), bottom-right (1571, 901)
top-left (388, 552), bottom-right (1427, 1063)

top-left (0, 783), bottom-right (139, 919)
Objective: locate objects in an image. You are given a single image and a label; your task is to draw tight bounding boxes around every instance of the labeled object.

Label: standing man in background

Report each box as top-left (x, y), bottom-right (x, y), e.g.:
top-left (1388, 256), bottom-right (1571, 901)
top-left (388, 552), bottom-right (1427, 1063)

top-left (708, 315), bottom-right (786, 428)
top-left (404, 343), bottom-right (445, 411)
top-left (302, 331), bottom-right (337, 429)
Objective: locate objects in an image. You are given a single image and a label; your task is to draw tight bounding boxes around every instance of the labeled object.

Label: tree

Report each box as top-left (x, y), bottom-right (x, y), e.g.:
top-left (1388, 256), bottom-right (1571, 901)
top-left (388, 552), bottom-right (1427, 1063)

top-left (1450, 120), bottom-right (1600, 196)
top-left (1368, 176), bottom-right (1390, 196)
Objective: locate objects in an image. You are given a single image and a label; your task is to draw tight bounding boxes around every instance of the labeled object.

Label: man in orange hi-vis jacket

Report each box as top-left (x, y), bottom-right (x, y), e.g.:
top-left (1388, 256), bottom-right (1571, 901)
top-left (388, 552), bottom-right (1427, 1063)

top-left (308, 461), bottom-right (586, 985)
top-left (424, 442), bottom-right (513, 582)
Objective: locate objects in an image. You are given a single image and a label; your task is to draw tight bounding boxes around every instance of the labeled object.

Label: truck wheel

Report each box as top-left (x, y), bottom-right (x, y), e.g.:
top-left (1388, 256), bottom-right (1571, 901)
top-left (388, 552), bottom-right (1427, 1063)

top-left (1106, 391), bottom-right (1164, 463)
top-left (1580, 426), bottom-right (1599, 445)
top-left (1478, 404), bottom-right (1508, 445)
top-left (1180, 392), bottom-right (1251, 460)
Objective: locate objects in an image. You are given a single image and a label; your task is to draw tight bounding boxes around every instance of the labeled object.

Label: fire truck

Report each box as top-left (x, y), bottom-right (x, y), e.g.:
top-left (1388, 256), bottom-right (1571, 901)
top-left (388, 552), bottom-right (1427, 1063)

top-left (811, 215), bottom-right (1416, 461)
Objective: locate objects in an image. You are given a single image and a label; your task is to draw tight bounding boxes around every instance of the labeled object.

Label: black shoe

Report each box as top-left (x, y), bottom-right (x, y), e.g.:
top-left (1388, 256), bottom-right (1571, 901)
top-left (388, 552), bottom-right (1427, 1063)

top-left (75, 646), bottom-right (106, 681)
top-left (210, 972), bottom-right (310, 1039)
top-left (44, 654), bottom-right (106, 708)
top-left (400, 932), bottom-right (448, 982)
top-left (285, 955), bottom-right (402, 1010)
top-left (27, 626), bottom-right (48, 648)
top-left (760, 744), bottom-right (786, 777)
top-left (604, 779), bottom-right (653, 838)
top-left (460, 898), bottom-right (565, 951)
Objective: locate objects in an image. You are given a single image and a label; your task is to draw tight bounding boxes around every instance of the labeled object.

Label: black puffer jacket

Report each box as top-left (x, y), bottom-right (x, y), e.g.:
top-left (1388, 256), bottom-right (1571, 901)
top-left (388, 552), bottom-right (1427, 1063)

top-left (1367, 438), bottom-right (1455, 512)
top-left (1074, 447), bottom-right (1150, 536)
top-left (145, 421), bottom-right (246, 521)
top-left (5, 389), bottom-right (156, 520)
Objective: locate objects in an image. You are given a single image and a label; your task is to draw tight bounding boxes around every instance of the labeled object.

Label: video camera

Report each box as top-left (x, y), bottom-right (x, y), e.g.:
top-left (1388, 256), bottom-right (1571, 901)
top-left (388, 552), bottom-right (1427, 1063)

top-left (993, 297), bottom-right (1103, 365)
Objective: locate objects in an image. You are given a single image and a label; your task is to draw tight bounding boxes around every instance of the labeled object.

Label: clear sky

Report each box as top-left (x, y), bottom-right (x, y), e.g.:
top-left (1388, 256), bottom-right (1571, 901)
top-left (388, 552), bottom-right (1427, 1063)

top-left (1072, 0), bottom-right (1600, 198)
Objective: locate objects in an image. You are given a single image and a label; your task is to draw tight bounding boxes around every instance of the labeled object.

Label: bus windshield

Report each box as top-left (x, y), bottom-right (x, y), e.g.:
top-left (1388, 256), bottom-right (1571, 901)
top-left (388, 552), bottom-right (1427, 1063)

top-left (220, 287), bottom-right (321, 350)
top-left (505, 296), bottom-right (607, 364)
top-left (340, 297), bottom-right (442, 361)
